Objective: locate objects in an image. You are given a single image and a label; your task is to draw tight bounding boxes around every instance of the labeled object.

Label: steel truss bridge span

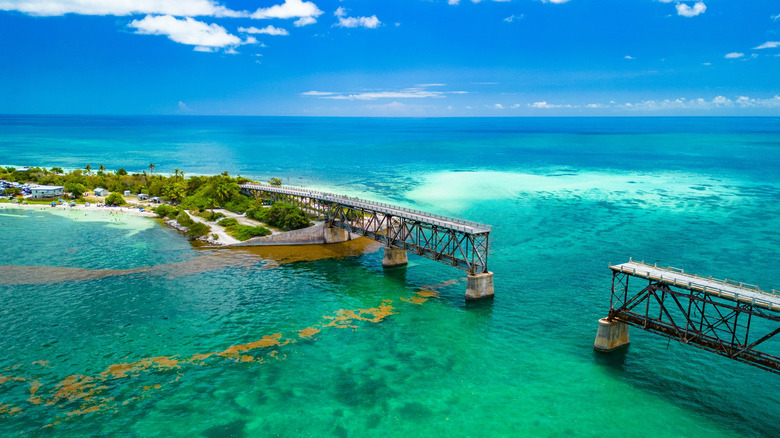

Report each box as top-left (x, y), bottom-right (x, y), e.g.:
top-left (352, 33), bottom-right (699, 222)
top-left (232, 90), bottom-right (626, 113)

top-left (239, 183), bottom-right (492, 275)
top-left (603, 259), bottom-right (780, 374)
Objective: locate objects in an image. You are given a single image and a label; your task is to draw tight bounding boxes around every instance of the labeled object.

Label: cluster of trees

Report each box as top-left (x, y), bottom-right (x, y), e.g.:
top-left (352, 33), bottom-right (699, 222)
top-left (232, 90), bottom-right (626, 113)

top-left (4, 164), bottom-right (314, 238)
top-left (0, 165), bottom-right (255, 211)
top-left (247, 202), bottom-right (311, 231)
top-left (152, 204), bottom-right (211, 239)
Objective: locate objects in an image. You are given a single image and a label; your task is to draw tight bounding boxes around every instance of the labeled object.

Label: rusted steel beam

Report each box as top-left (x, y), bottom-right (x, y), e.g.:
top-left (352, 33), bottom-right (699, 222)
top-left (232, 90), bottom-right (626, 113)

top-left (608, 273), bottom-right (780, 374)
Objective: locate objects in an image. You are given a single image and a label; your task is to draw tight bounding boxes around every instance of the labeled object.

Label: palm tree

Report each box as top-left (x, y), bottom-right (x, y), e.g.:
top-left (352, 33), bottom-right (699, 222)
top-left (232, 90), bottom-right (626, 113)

top-left (84, 164), bottom-right (92, 175)
top-left (148, 163), bottom-right (156, 175)
top-left (174, 168), bottom-right (182, 180)
top-left (98, 164), bottom-right (106, 175)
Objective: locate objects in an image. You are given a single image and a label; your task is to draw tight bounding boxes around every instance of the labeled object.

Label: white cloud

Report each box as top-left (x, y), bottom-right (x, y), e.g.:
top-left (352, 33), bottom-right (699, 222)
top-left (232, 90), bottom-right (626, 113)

top-left (754, 41), bottom-right (780, 50)
top-left (251, 0), bottom-right (323, 20)
top-left (301, 91), bottom-right (337, 96)
top-left (0, 0), bottom-right (243, 17)
top-left (624, 55), bottom-right (635, 60)
top-left (510, 104), bottom-right (521, 109)
top-left (301, 87), bottom-right (465, 100)
top-left (542, 0), bottom-right (571, 3)
top-left (294, 16), bottom-right (317, 27)
top-left (610, 95), bottom-right (780, 111)
top-left (448, 0), bottom-right (460, 5)
top-left (334, 7), bottom-right (380, 29)
top-left (724, 52), bottom-right (744, 59)
top-left (504, 14), bottom-right (523, 23)
top-left (771, 13), bottom-right (780, 21)
top-left (712, 95), bottom-right (730, 105)
top-left (178, 101), bottom-right (189, 111)
top-left (530, 101), bottom-right (553, 109)
top-left (239, 25), bottom-right (289, 36)
top-left (529, 101), bottom-right (575, 109)
top-left (129, 15), bottom-right (248, 50)
top-left (493, 104), bottom-right (504, 109)
top-left (676, 2), bottom-right (706, 18)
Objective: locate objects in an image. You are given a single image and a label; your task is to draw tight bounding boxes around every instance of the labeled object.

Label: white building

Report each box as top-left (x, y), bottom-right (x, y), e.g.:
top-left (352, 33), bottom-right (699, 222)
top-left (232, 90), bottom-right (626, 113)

top-left (94, 187), bottom-right (109, 196)
top-left (29, 185), bottom-right (64, 198)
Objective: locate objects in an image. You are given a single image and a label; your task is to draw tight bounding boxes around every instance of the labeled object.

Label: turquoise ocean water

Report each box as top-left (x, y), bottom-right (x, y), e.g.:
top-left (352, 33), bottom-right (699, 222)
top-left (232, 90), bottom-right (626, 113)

top-left (1, 116), bottom-right (779, 436)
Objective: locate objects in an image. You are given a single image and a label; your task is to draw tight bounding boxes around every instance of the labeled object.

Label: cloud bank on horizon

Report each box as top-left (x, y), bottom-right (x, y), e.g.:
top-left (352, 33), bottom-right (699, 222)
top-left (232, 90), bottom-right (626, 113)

top-left (0, 0), bottom-right (778, 116)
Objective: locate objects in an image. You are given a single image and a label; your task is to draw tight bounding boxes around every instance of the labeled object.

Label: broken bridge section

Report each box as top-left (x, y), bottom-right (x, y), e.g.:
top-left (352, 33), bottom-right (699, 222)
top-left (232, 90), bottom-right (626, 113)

top-left (595, 258), bottom-right (780, 374)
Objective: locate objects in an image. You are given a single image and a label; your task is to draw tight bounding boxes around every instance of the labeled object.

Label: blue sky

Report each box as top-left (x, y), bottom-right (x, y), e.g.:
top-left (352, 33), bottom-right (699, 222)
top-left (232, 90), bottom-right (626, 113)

top-left (1, 0), bottom-right (779, 116)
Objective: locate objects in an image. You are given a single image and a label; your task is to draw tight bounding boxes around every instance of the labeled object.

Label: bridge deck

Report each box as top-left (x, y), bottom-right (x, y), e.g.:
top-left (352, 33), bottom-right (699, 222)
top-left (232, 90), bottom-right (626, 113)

top-left (240, 183), bottom-right (491, 235)
top-left (611, 260), bottom-right (780, 311)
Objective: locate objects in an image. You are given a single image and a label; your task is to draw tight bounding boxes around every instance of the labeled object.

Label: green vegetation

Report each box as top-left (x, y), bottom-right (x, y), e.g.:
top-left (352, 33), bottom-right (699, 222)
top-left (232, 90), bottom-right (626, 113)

top-left (187, 222), bottom-right (211, 239)
top-left (196, 210), bottom-right (225, 222)
top-left (0, 166), bottom-right (255, 213)
top-left (105, 192), bottom-right (126, 206)
top-left (152, 204), bottom-right (181, 219)
top-left (64, 182), bottom-right (87, 199)
top-left (218, 217), bottom-right (270, 241)
top-left (175, 211), bottom-right (195, 228)
top-left (247, 202), bottom-right (311, 231)
top-left (2, 167), bottom-right (313, 240)
top-left (217, 218), bottom-right (239, 227)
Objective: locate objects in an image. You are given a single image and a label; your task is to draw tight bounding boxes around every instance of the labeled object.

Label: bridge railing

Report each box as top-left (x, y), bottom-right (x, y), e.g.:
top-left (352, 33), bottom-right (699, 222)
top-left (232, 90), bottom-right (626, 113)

top-left (611, 259), bottom-right (780, 310)
top-left (240, 183), bottom-right (492, 234)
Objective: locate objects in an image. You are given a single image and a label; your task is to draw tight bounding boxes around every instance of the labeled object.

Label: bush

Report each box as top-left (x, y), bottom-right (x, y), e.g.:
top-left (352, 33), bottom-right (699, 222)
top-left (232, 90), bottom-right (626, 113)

top-left (246, 207), bottom-right (268, 222)
top-left (196, 210), bottom-right (225, 222)
top-left (226, 225), bottom-right (271, 241)
top-left (218, 218), bottom-right (239, 227)
top-left (188, 222), bottom-right (211, 239)
top-left (176, 211), bottom-right (194, 227)
top-left (216, 216), bottom-right (271, 241)
top-left (206, 211), bottom-right (225, 222)
top-left (222, 194), bottom-right (253, 213)
top-left (153, 204), bottom-right (178, 218)
top-left (105, 192), bottom-right (126, 206)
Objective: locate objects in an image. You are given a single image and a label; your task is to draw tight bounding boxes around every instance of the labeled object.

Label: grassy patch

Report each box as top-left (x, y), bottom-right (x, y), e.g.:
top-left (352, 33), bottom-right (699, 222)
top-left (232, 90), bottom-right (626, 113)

top-left (217, 217), bottom-right (271, 241)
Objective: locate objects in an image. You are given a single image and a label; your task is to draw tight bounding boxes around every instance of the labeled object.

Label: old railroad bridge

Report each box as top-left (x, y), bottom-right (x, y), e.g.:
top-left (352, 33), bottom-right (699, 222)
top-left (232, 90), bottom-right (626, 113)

top-left (594, 258), bottom-right (780, 374)
top-left (240, 183), bottom-right (494, 300)
top-left (240, 183), bottom-right (780, 374)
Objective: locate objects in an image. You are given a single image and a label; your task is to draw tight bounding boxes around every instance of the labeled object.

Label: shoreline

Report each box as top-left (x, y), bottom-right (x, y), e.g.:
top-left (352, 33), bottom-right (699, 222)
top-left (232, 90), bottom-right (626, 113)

top-left (0, 202), bottom-right (331, 248)
top-left (0, 201), bottom-right (158, 218)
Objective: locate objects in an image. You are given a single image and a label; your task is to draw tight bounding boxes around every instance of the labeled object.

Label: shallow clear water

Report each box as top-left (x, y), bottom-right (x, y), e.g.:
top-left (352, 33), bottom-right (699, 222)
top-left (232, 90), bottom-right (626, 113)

top-left (1, 116), bottom-right (779, 436)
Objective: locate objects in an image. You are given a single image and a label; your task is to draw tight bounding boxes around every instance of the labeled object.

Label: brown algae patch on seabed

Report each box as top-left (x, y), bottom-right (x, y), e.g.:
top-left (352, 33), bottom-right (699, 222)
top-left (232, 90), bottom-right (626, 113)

top-left (232, 237), bottom-right (383, 265)
top-left (1, 280), bottom-right (452, 430)
top-left (0, 239), bottom-right (382, 287)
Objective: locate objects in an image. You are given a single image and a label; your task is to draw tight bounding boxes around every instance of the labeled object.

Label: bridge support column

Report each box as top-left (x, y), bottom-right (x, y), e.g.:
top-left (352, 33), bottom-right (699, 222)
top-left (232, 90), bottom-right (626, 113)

top-left (324, 226), bottom-right (351, 244)
top-left (382, 246), bottom-right (408, 268)
top-left (593, 318), bottom-right (630, 352)
top-left (465, 272), bottom-right (494, 300)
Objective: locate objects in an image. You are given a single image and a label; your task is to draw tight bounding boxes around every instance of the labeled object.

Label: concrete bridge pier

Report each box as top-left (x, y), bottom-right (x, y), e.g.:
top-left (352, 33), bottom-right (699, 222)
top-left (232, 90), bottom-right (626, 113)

top-left (593, 318), bottom-right (630, 352)
top-left (465, 272), bottom-right (494, 300)
top-left (324, 226), bottom-right (352, 244)
top-left (382, 246), bottom-right (408, 268)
